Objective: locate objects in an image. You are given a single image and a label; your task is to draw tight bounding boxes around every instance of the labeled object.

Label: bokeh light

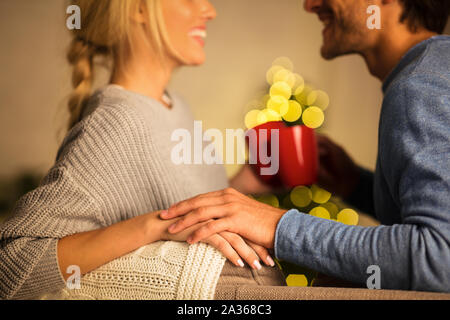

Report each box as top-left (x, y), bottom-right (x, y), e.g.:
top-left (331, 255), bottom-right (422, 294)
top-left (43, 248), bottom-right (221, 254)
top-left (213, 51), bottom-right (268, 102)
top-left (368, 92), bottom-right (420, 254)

top-left (266, 65), bottom-right (284, 85)
top-left (320, 202), bottom-right (339, 218)
top-left (294, 84), bottom-right (314, 106)
top-left (302, 106), bottom-right (325, 129)
top-left (337, 209), bottom-right (359, 225)
top-left (272, 56), bottom-right (294, 71)
top-left (267, 95), bottom-right (289, 116)
top-left (261, 108), bottom-right (282, 122)
top-left (307, 90), bottom-right (330, 111)
top-left (270, 81), bottom-right (292, 100)
top-left (286, 274), bottom-right (308, 287)
top-left (309, 207), bottom-right (331, 220)
top-left (273, 69), bottom-right (296, 88)
top-left (256, 194), bottom-right (280, 208)
top-left (290, 186), bottom-right (312, 208)
top-left (311, 184), bottom-right (332, 204)
top-left (282, 100), bottom-right (302, 123)
top-left (245, 109), bottom-right (262, 129)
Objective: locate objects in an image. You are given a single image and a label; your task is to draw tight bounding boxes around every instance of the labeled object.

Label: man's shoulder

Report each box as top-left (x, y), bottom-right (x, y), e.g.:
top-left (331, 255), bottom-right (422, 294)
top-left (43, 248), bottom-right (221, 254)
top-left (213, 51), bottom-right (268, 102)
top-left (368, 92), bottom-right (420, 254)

top-left (385, 36), bottom-right (450, 95)
top-left (412, 36), bottom-right (450, 77)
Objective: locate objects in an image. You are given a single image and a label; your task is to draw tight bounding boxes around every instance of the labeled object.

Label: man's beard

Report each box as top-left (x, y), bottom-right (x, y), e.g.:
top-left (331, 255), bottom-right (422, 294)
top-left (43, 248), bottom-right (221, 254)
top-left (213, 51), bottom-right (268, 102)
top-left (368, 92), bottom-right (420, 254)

top-left (320, 15), bottom-right (365, 60)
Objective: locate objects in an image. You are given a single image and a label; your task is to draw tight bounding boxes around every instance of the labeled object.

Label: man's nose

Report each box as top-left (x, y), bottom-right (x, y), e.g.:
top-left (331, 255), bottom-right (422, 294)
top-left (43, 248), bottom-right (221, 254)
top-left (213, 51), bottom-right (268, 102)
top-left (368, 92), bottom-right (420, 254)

top-left (304, 0), bottom-right (323, 13)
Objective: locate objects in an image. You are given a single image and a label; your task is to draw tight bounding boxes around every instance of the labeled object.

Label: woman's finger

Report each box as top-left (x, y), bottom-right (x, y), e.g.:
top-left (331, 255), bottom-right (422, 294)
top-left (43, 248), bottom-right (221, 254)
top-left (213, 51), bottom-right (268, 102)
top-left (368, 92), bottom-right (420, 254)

top-left (202, 234), bottom-right (244, 268)
top-left (219, 232), bottom-right (262, 270)
top-left (246, 240), bottom-right (275, 267)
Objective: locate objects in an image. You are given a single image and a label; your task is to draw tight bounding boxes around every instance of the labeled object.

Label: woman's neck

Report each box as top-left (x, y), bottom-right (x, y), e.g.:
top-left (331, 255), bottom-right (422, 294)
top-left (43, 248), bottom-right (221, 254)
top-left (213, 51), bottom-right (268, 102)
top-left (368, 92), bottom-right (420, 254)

top-left (111, 51), bottom-right (177, 108)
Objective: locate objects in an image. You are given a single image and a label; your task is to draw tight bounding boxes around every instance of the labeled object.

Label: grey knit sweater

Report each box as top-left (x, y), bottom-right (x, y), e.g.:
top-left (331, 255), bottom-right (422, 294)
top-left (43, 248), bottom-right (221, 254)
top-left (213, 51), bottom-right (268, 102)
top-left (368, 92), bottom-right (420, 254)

top-left (0, 85), bottom-right (229, 299)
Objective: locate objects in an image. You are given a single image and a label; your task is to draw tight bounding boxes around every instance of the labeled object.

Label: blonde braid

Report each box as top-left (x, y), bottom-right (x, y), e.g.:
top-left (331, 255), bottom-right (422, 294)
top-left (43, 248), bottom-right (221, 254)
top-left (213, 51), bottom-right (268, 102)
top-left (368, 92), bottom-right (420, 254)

top-left (67, 38), bottom-right (95, 129)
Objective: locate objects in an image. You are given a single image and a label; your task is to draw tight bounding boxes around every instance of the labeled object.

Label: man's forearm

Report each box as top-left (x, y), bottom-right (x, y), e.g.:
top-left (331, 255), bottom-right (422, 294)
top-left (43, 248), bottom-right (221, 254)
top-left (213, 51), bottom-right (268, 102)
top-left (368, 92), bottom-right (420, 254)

top-left (275, 209), bottom-right (449, 292)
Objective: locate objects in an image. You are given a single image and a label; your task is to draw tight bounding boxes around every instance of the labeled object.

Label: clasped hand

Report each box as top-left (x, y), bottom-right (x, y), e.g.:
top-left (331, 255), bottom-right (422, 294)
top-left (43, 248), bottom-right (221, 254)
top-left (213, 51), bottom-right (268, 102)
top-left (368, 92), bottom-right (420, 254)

top-left (160, 188), bottom-right (287, 269)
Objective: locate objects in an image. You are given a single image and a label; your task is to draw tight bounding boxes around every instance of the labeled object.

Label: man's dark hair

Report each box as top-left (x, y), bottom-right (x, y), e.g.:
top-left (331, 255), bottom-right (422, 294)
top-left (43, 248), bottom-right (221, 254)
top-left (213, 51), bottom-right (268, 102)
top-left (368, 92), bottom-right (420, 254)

top-left (399, 0), bottom-right (450, 34)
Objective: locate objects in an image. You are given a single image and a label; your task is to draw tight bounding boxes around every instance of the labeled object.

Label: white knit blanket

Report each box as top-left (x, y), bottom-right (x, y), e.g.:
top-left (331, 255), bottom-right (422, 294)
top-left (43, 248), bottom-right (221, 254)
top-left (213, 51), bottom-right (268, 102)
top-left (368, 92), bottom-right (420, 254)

top-left (41, 242), bottom-right (226, 300)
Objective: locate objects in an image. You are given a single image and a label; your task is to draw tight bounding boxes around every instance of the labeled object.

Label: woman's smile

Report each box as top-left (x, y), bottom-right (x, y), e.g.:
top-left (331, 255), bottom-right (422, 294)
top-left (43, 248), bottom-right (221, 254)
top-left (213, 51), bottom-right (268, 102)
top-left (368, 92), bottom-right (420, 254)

top-left (188, 26), bottom-right (207, 47)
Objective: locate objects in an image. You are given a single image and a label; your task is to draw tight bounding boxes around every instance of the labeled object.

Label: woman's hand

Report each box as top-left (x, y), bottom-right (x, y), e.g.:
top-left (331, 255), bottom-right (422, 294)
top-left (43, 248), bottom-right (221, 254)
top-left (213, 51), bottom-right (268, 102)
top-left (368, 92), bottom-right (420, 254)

top-left (161, 218), bottom-right (275, 269)
top-left (160, 188), bottom-right (287, 249)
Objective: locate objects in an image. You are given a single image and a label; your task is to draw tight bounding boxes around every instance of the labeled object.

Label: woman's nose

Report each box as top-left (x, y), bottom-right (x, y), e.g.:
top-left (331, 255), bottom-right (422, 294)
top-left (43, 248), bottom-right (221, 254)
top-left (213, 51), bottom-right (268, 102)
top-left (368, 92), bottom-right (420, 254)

top-left (201, 0), bottom-right (217, 21)
top-left (304, 0), bottom-right (323, 13)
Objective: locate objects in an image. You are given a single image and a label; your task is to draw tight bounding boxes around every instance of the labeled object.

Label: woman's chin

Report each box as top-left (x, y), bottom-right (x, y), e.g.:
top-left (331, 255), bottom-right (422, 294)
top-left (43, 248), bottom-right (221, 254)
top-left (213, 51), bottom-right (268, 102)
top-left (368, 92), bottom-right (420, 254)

top-left (185, 56), bottom-right (206, 67)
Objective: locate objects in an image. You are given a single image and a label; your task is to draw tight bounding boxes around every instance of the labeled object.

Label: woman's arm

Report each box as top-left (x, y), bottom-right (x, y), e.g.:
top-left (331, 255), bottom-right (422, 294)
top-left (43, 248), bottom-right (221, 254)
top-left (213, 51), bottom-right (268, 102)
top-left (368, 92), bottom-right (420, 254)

top-left (58, 210), bottom-right (274, 281)
top-left (57, 211), bottom-right (168, 280)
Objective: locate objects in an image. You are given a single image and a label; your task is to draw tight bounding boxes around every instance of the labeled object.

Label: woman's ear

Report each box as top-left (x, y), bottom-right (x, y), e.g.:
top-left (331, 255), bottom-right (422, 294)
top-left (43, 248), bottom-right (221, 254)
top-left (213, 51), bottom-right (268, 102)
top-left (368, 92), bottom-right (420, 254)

top-left (131, 0), bottom-right (148, 24)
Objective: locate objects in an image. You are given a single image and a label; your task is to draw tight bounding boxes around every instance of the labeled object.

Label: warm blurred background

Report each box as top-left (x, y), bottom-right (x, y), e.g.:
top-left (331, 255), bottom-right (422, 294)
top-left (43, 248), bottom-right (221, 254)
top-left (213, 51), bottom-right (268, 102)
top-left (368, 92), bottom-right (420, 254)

top-left (0, 0), bottom-right (449, 219)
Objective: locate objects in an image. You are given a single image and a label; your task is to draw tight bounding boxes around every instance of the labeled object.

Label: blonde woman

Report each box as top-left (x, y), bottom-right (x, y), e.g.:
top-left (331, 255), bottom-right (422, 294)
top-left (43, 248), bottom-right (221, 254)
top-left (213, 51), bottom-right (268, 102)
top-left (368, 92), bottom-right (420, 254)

top-left (0, 0), bottom-right (286, 300)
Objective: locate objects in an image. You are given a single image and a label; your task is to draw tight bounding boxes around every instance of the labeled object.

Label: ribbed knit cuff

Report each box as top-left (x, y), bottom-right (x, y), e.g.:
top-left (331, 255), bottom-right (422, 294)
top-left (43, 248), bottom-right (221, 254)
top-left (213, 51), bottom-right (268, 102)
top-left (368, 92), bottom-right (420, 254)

top-left (176, 243), bottom-right (226, 300)
top-left (13, 239), bottom-right (66, 300)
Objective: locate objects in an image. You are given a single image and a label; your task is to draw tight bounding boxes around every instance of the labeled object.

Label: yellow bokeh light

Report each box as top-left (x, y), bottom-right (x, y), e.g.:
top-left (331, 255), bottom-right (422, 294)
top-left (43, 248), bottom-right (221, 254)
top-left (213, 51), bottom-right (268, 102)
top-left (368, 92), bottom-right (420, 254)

top-left (266, 65), bottom-right (285, 85)
top-left (320, 202), bottom-right (339, 218)
top-left (261, 108), bottom-right (282, 122)
top-left (267, 95), bottom-right (289, 115)
top-left (295, 84), bottom-right (314, 106)
top-left (302, 106), bottom-right (325, 129)
top-left (290, 186), bottom-right (312, 208)
top-left (257, 194), bottom-right (280, 208)
top-left (337, 209), bottom-right (359, 225)
top-left (311, 184), bottom-right (332, 204)
top-left (272, 56), bottom-right (294, 71)
top-left (273, 69), bottom-right (296, 88)
top-left (256, 110), bottom-right (268, 126)
top-left (286, 274), bottom-right (308, 287)
top-left (283, 100), bottom-right (302, 123)
top-left (270, 81), bottom-right (292, 100)
top-left (292, 73), bottom-right (305, 93)
top-left (307, 90), bottom-right (330, 111)
top-left (309, 207), bottom-right (331, 220)
top-left (245, 109), bottom-right (262, 129)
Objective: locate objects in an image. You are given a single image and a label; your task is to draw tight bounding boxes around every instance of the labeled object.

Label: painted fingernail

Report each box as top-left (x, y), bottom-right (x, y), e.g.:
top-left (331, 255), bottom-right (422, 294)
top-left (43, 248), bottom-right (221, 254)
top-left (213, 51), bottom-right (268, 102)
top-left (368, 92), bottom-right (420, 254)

top-left (267, 256), bottom-right (275, 267)
top-left (237, 259), bottom-right (245, 268)
top-left (253, 260), bottom-right (262, 270)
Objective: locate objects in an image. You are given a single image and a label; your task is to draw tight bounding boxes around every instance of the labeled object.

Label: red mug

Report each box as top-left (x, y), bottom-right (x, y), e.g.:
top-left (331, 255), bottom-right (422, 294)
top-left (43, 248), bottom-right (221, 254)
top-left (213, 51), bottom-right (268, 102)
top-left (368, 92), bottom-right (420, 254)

top-left (247, 121), bottom-right (318, 188)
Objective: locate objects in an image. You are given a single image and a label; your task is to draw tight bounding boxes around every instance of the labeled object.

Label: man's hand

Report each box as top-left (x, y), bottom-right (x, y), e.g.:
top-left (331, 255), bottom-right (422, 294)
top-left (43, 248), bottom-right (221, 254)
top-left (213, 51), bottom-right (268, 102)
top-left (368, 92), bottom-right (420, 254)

top-left (160, 188), bottom-right (287, 249)
top-left (317, 135), bottom-right (360, 199)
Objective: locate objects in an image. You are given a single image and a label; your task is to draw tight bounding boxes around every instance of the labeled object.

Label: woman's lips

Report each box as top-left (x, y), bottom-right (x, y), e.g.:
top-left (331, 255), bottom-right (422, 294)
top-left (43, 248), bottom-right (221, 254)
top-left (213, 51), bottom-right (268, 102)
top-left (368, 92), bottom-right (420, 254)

top-left (188, 28), bottom-right (207, 47)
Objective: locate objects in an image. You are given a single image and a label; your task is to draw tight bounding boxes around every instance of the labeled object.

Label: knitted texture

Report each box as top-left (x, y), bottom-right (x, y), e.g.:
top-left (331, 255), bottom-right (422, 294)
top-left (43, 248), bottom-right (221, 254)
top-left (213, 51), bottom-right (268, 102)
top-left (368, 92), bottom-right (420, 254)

top-left (0, 86), bottom-right (228, 299)
top-left (41, 242), bottom-right (225, 300)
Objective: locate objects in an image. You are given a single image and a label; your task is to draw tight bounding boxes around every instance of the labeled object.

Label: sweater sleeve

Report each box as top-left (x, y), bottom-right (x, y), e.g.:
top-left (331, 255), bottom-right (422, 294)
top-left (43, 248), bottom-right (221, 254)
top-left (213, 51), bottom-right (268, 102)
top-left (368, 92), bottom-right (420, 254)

top-left (275, 73), bottom-right (450, 293)
top-left (0, 103), bottom-right (162, 299)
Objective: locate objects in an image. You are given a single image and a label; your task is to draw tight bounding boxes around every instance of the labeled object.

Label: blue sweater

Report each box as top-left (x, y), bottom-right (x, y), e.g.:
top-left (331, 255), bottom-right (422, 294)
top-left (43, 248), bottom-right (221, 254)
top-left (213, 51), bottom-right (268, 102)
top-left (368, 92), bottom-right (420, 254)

top-left (275, 36), bottom-right (450, 293)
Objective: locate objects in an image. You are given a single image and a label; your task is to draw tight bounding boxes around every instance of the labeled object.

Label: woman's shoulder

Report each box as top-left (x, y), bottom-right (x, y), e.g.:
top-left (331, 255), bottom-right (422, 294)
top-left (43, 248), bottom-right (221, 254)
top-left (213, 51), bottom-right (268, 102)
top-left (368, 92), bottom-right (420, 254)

top-left (56, 86), bottom-right (151, 162)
